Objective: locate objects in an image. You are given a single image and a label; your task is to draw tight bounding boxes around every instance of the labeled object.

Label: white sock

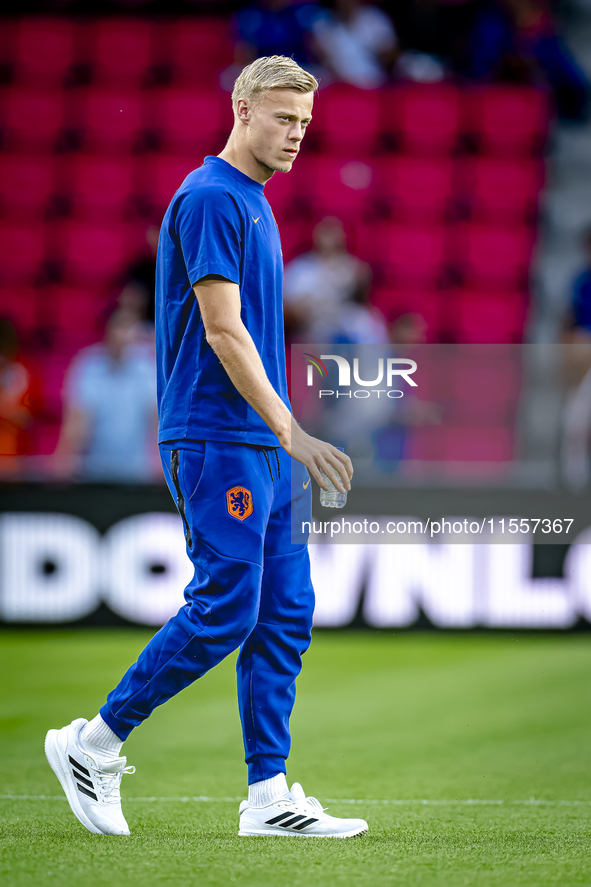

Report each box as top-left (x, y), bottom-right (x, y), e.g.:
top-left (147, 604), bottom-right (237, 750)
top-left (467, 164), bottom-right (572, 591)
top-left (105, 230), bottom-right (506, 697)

top-left (248, 773), bottom-right (289, 807)
top-left (80, 714), bottom-right (124, 758)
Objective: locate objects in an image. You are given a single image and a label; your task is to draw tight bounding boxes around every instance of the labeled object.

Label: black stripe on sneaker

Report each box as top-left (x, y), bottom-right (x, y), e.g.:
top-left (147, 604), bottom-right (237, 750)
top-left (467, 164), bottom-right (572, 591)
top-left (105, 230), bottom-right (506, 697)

top-left (292, 817), bottom-right (319, 830)
top-left (73, 770), bottom-right (94, 789)
top-left (77, 783), bottom-right (98, 801)
top-left (68, 755), bottom-right (90, 777)
top-left (265, 811), bottom-right (295, 825)
top-left (280, 815), bottom-right (307, 828)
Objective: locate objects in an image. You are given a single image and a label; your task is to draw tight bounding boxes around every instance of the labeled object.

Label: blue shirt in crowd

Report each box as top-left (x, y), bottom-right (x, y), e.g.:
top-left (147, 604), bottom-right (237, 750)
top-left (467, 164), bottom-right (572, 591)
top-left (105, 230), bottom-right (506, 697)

top-left (155, 155), bottom-right (290, 447)
top-left (65, 344), bottom-right (157, 481)
top-left (573, 268), bottom-right (591, 330)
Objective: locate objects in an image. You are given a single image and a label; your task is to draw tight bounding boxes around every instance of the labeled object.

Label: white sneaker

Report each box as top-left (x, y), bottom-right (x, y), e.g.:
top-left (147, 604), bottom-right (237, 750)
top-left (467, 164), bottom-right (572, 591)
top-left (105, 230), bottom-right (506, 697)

top-left (238, 782), bottom-right (368, 838)
top-left (44, 717), bottom-right (135, 836)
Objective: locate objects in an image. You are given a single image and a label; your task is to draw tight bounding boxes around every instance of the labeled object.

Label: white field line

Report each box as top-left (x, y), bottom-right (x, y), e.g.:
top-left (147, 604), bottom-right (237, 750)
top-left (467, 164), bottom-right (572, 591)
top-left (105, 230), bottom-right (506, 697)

top-left (1, 795), bottom-right (591, 807)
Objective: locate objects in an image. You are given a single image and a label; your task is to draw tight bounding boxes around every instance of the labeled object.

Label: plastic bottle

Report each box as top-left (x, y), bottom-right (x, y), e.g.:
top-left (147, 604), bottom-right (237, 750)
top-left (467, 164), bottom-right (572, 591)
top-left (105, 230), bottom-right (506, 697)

top-left (319, 446), bottom-right (348, 508)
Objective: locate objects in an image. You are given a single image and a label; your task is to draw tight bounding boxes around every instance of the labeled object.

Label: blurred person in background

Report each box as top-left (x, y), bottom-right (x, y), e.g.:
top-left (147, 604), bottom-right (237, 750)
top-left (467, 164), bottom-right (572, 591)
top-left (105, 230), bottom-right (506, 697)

top-left (116, 282), bottom-right (155, 351)
top-left (284, 215), bottom-right (387, 343)
top-left (389, 311), bottom-right (428, 345)
top-left (560, 230), bottom-right (591, 487)
top-left (54, 309), bottom-right (158, 483)
top-left (312, 0), bottom-right (399, 88)
top-left (564, 226), bottom-right (591, 343)
top-left (124, 222), bottom-right (159, 326)
top-left (330, 291), bottom-right (390, 344)
top-left (0, 318), bottom-right (36, 478)
top-left (233, 0), bottom-right (323, 68)
top-left (391, 0), bottom-right (476, 80)
top-left (467, 0), bottom-right (590, 120)
top-left (321, 309), bottom-right (436, 472)
top-left (560, 358), bottom-right (591, 491)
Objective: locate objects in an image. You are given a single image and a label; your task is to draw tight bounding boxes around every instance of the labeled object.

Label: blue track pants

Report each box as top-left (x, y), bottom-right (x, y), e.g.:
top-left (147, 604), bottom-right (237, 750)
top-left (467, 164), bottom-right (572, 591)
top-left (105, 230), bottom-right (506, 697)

top-left (100, 439), bottom-right (314, 783)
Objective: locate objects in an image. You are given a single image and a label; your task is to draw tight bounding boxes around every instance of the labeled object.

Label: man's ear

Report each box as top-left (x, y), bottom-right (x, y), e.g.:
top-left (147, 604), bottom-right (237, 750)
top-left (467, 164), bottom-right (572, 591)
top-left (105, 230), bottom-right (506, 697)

top-left (236, 98), bottom-right (250, 124)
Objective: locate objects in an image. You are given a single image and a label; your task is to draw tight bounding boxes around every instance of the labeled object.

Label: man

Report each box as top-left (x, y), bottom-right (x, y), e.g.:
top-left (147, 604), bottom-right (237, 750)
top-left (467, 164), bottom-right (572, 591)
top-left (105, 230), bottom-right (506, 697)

top-left (283, 214), bottom-right (388, 345)
top-left (54, 309), bottom-right (158, 482)
top-left (45, 56), bottom-right (368, 840)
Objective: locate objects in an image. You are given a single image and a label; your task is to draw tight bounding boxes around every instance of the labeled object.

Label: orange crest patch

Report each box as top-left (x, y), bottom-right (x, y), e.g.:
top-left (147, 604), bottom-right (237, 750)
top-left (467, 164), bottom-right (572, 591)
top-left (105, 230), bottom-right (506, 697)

top-left (226, 486), bottom-right (253, 521)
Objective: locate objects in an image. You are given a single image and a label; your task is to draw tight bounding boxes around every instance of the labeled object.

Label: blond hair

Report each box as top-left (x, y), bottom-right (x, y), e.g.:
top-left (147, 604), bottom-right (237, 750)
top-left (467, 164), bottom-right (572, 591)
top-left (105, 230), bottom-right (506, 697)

top-left (232, 56), bottom-right (318, 113)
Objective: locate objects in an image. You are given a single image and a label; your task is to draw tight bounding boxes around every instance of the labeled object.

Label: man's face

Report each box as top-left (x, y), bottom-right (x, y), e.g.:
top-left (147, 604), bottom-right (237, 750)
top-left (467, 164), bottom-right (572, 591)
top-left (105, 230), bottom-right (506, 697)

top-left (105, 314), bottom-right (136, 358)
top-left (314, 217), bottom-right (346, 253)
top-left (242, 88), bottom-right (314, 174)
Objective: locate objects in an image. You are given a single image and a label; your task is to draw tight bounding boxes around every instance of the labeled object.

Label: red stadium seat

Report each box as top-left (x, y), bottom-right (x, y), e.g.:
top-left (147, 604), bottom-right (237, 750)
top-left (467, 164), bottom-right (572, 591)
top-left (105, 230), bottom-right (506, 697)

top-left (0, 20), bottom-right (16, 70)
top-left (459, 158), bottom-right (544, 223)
top-left (65, 154), bottom-right (137, 220)
top-left (12, 18), bottom-right (77, 86)
top-left (39, 352), bottom-right (73, 421)
top-left (307, 156), bottom-right (377, 221)
top-left (314, 84), bottom-right (381, 154)
top-left (1, 88), bottom-right (66, 151)
top-left (32, 421), bottom-right (61, 456)
top-left (441, 427), bottom-right (514, 462)
top-left (442, 391), bottom-right (515, 427)
top-left (451, 223), bottom-right (535, 288)
top-left (139, 154), bottom-right (199, 214)
top-left (52, 286), bottom-right (106, 331)
top-left (369, 286), bottom-right (437, 319)
top-left (154, 88), bottom-right (229, 153)
top-left (264, 156), bottom-right (315, 222)
top-left (263, 165), bottom-right (298, 221)
top-left (0, 223), bottom-right (46, 284)
top-left (355, 222), bottom-right (447, 287)
top-left (0, 154), bottom-right (57, 219)
top-left (463, 86), bottom-right (550, 157)
top-left (55, 221), bottom-right (139, 286)
top-left (166, 18), bottom-right (234, 85)
top-left (48, 286), bottom-right (107, 350)
top-left (446, 346), bottom-right (521, 400)
top-left (90, 18), bottom-right (156, 87)
top-left (76, 89), bottom-right (145, 152)
top-left (276, 220), bottom-right (312, 263)
top-left (376, 157), bottom-right (454, 222)
top-left (450, 291), bottom-right (527, 343)
top-left (370, 287), bottom-right (439, 339)
top-left (403, 347), bottom-right (445, 397)
top-left (411, 344), bottom-right (521, 400)
top-left (0, 287), bottom-right (38, 333)
top-left (408, 424), bottom-right (515, 468)
top-left (381, 84), bottom-right (461, 156)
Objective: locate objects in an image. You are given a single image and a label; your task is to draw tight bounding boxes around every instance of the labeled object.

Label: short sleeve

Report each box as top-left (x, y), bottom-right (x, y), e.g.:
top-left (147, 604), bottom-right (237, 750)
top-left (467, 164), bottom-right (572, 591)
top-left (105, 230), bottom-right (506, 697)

top-left (175, 188), bottom-right (242, 287)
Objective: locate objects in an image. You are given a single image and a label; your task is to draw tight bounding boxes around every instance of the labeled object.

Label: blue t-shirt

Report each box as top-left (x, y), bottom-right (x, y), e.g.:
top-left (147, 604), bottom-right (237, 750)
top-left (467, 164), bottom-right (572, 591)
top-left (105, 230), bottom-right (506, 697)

top-left (65, 344), bottom-right (157, 481)
top-left (573, 268), bottom-right (591, 330)
top-left (155, 155), bottom-right (290, 446)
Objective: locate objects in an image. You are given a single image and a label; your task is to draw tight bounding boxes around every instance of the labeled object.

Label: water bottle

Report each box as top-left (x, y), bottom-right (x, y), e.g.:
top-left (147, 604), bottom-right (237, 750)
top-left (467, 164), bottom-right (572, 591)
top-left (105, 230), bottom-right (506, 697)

top-left (319, 447), bottom-right (348, 508)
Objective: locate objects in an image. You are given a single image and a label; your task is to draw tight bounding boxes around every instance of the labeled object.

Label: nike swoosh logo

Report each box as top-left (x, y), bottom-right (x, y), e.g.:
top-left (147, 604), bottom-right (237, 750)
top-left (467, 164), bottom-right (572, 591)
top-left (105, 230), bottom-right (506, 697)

top-left (252, 216), bottom-right (261, 223)
top-left (303, 478), bottom-right (310, 489)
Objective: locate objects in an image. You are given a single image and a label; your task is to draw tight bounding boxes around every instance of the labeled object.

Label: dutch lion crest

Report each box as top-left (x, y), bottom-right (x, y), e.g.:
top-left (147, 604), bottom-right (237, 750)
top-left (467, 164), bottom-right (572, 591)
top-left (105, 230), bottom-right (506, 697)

top-left (226, 485), bottom-right (253, 521)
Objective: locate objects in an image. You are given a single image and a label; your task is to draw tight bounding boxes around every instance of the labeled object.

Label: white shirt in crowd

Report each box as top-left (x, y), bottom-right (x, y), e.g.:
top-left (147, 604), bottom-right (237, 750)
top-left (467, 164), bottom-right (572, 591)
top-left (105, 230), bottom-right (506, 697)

top-left (313, 4), bottom-right (397, 89)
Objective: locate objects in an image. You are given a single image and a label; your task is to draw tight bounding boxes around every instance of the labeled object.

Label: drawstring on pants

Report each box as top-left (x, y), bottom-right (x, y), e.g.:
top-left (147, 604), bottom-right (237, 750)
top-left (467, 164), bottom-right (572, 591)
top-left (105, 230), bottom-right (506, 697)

top-left (262, 449), bottom-right (274, 482)
top-left (245, 443), bottom-right (281, 482)
top-left (260, 448), bottom-right (281, 482)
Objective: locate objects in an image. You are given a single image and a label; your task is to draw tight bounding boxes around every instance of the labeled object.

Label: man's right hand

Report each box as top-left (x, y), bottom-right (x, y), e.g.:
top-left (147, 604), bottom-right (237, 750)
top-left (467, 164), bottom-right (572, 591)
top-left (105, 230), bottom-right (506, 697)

top-left (286, 422), bottom-right (353, 494)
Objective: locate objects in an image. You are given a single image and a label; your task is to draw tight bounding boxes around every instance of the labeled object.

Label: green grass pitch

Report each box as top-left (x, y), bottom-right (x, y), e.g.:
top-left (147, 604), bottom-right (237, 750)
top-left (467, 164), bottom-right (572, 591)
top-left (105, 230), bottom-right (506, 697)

top-left (1, 628), bottom-right (590, 886)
